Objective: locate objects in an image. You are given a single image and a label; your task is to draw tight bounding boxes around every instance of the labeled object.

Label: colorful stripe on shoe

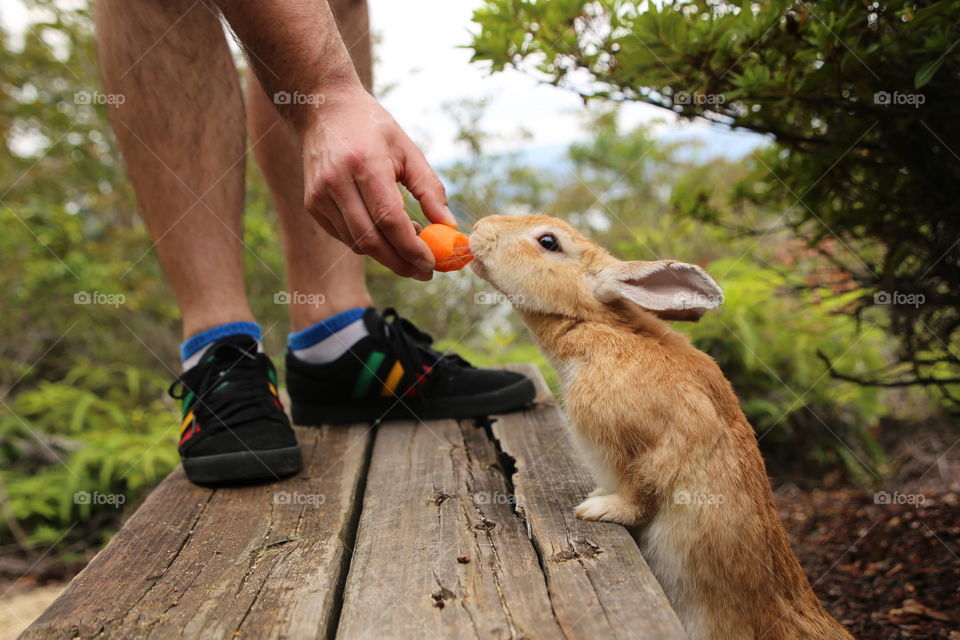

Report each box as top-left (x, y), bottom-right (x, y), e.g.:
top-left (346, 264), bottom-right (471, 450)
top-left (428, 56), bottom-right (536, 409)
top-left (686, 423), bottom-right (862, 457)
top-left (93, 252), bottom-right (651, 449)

top-left (352, 350), bottom-right (434, 400)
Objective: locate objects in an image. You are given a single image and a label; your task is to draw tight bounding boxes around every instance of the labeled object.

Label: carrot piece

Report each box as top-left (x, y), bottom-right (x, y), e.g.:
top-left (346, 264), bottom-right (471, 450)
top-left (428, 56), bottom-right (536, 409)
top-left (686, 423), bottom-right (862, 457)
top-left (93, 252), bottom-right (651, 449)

top-left (419, 223), bottom-right (473, 272)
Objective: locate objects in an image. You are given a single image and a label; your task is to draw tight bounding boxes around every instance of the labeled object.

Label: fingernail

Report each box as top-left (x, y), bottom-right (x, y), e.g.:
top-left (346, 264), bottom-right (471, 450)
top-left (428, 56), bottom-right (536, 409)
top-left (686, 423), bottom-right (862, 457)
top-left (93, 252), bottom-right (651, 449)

top-left (443, 207), bottom-right (458, 228)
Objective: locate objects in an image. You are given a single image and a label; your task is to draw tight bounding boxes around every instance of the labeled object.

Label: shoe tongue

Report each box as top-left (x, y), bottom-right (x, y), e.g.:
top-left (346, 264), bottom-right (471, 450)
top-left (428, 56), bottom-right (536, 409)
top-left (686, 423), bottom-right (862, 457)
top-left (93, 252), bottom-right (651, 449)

top-left (362, 307), bottom-right (387, 339)
top-left (206, 335), bottom-right (260, 362)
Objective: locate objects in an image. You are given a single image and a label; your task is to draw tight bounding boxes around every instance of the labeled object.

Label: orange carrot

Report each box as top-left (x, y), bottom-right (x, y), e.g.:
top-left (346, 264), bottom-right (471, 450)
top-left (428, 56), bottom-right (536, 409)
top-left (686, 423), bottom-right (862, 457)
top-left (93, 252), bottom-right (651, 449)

top-left (419, 223), bottom-right (473, 272)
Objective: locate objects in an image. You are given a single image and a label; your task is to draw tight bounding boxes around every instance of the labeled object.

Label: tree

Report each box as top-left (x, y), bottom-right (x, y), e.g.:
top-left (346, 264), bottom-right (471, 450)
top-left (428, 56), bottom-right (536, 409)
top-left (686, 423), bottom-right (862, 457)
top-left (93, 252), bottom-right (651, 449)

top-left (470, 0), bottom-right (960, 406)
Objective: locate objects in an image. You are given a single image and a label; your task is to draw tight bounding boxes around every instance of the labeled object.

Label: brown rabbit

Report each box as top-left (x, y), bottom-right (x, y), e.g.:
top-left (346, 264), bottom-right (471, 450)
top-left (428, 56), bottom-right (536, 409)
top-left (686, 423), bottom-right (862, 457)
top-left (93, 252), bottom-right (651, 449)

top-left (469, 214), bottom-right (852, 640)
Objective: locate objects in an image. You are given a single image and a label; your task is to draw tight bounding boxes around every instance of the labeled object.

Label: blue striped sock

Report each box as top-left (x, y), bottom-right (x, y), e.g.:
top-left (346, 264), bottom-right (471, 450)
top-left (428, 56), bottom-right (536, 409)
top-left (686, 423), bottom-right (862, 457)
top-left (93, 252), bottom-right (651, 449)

top-left (181, 321), bottom-right (262, 370)
top-left (288, 308), bottom-right (368, 364)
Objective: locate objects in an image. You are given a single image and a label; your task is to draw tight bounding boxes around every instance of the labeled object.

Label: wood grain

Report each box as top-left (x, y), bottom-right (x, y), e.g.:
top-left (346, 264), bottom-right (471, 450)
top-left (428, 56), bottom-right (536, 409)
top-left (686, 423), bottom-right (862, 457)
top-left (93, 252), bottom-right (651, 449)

top-left (336, 418), bottom-right (563, 639)
top-left (21, 425), bottom-right (372, 640)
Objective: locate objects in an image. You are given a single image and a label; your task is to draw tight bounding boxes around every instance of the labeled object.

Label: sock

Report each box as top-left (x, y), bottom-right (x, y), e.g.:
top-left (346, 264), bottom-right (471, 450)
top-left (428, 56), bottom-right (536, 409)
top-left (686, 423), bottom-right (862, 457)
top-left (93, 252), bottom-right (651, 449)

top-left (288, 308), bottom-right (368, 364)
top-left (181, 321), bottom-right (263, 371)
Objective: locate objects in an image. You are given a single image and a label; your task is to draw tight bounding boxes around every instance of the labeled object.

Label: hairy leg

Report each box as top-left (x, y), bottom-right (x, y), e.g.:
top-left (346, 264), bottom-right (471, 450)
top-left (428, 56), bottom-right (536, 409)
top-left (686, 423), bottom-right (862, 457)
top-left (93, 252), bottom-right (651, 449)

top-left (245, 0), bottom-right (375, 332)
top-left (96, 0), bottom-right (252, 339)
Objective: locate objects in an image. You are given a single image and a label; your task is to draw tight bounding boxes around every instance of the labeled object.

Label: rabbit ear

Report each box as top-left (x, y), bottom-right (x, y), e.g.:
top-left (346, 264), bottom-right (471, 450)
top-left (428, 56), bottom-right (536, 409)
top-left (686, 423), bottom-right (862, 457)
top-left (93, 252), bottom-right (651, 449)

top-left (594, 260), bottom-right (723, 321)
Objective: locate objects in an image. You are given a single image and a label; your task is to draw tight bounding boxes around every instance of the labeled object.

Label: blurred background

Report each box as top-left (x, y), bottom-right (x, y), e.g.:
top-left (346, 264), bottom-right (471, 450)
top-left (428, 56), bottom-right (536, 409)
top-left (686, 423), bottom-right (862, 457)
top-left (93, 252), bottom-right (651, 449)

top-left (0, 0), bottom-right (958, 636)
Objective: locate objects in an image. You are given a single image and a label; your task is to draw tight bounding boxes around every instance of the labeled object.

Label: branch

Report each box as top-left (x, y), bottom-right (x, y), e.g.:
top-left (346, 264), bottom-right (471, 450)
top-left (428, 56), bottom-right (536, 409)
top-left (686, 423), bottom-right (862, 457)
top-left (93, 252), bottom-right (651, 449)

top-left (816, 350), bottom-right (960, 387)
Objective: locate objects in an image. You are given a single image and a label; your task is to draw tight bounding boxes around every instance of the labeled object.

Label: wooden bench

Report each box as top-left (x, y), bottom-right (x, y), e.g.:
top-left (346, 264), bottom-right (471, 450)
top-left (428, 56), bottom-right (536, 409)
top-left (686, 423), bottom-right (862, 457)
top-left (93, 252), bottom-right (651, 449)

top-left (21, 365), bottom-right (683, 639)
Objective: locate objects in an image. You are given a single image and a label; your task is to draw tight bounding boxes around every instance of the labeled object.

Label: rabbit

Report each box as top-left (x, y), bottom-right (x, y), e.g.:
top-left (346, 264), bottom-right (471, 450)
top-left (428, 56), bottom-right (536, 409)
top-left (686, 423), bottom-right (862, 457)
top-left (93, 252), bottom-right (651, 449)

top-left (469, 214), bottom-right (852, 640)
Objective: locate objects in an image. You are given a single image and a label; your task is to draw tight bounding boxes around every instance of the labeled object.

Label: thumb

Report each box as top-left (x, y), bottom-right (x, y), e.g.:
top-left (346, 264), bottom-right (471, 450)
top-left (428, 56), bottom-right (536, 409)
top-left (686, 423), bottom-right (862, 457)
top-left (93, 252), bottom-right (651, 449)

top-left (398, 138), bottom-right (458, 228)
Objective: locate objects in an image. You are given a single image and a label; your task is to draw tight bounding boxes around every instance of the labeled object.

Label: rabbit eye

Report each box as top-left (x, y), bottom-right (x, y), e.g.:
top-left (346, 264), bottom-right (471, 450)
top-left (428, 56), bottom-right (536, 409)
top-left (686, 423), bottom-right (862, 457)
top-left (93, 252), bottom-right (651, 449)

top-left (538, 234), bottom-right (561, 252)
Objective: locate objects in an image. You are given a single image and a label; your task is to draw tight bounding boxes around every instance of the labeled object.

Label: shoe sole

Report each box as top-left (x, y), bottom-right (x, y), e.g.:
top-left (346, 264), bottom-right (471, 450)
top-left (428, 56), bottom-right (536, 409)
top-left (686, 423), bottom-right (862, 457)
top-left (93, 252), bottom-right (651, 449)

top-left (291, 377), bottom-right (537, 425)
top-left (182, 445), bottom-right (303, 486)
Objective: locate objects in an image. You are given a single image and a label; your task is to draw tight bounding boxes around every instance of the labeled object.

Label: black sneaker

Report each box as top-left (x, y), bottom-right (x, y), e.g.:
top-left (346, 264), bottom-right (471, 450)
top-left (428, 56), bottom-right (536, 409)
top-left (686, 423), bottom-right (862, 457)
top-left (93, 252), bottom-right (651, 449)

top-left (286, 308), bottom-right (536, 424)
top-left (169, 336), bottom-right (302, 486)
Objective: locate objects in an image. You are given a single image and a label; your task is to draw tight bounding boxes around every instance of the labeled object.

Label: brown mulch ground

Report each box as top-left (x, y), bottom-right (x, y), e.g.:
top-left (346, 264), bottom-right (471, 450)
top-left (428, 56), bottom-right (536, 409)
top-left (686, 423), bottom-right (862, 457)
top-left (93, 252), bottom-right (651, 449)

top-left (777, 482), bottom-right (960, 639)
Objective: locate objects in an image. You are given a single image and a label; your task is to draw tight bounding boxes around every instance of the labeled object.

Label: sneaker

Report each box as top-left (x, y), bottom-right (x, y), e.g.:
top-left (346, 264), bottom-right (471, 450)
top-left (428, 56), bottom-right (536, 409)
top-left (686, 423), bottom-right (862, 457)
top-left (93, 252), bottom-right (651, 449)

top-left (286, 308), bottom-right (536, 424)
top-left (169, 336), bottom-right (302, 486)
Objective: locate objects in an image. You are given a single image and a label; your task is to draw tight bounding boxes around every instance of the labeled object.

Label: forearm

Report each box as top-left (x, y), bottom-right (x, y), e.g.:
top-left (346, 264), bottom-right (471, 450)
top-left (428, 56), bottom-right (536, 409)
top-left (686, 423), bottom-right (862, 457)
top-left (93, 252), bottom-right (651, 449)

top-left (214, 0), bottom-right (362, 129)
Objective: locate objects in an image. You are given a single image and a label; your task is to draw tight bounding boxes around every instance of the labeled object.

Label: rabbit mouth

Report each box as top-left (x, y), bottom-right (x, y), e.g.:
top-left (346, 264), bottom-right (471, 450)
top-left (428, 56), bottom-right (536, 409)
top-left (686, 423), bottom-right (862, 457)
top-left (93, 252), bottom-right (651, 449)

top-left (469, 255), bottom-right (490, 280)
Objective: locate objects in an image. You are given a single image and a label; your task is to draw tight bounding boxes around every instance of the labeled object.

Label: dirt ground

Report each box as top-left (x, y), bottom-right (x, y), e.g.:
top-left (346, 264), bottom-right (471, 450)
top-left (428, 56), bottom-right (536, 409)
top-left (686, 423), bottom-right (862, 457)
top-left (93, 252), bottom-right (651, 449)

top-left (778, 482), bottom-right (960, 639)
top-left (0, 584), bottom-right (64, 640)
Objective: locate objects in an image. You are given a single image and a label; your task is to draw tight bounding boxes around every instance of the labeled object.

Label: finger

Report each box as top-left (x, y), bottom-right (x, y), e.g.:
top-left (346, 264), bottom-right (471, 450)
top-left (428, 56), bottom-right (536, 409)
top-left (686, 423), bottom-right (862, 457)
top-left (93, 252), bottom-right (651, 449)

top-left (329, 176), bottom-right (431, 280)
top-left (310, 194), bottom-right (351, 243)
top-left (397, 138), bottom-right (457, 228)
top-left (356, 160), bottom-right (435, 272)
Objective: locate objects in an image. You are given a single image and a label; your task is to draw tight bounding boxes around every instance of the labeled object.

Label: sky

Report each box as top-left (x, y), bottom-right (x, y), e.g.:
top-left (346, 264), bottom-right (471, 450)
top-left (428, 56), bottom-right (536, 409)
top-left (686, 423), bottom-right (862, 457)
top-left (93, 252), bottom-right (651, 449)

top-left (2, 0), bottom-right (765, 166)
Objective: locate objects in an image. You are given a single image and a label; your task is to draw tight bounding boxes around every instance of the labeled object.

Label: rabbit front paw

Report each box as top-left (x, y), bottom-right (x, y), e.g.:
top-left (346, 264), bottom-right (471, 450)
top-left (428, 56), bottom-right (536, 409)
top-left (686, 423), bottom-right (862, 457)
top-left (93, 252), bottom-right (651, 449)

top-left (574, 494), bottom-right (641, 525)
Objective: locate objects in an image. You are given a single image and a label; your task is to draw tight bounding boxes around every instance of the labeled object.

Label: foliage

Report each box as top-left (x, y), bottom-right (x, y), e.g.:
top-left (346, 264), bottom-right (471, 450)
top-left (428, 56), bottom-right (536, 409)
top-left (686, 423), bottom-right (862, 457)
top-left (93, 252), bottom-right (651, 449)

top-left (469, 0), bottom-right (960, 404)
top-left (0, 365), bottom-right (178, 553)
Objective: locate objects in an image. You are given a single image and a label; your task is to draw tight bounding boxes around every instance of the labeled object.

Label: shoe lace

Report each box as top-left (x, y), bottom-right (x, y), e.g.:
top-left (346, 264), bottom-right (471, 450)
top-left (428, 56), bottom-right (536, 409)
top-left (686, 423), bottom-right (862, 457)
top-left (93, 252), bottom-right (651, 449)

top-left (168, 341), bottom-right (281, 429)
top-left (381, 308), bottom-right (471, 396)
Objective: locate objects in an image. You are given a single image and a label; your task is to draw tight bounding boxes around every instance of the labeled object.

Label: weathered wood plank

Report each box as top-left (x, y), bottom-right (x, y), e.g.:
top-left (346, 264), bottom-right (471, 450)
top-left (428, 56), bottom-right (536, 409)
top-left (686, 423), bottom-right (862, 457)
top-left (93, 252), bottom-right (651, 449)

top-left (21, 424), bottom-right (371, 640)
top-left (336, 418), bottom-right (564, 639)
top-left (494, 364), bottom-right (685, 639)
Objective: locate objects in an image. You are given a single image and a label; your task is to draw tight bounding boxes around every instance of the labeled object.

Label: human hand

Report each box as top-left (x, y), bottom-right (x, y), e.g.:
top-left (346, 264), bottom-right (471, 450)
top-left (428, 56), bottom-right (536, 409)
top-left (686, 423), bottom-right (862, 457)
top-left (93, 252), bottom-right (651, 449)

top-left (300, 86), bottom-right (456, 281)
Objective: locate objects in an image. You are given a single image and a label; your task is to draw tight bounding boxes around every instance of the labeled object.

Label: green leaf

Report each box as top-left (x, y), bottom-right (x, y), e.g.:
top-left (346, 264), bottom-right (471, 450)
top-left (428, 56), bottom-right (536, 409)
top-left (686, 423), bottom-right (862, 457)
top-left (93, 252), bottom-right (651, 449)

top-left (914, 58), bottom-right (943, 88)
